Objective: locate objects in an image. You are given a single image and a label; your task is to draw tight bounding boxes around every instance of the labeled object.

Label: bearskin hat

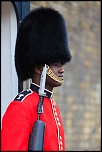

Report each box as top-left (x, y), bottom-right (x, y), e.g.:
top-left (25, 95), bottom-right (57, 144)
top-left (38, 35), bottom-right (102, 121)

top-left (15, 6), bottom-right (72, 81)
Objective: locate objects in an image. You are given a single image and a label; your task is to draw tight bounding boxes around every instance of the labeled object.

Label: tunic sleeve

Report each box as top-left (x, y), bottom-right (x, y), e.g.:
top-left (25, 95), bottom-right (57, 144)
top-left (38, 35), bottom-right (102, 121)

top-left (1, 101), bottom-right (32, 151)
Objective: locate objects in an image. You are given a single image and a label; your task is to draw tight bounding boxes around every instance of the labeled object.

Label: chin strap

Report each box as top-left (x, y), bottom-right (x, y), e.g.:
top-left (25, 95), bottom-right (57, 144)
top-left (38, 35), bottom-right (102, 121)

top-left (46, 65), bottom-right (63, 84)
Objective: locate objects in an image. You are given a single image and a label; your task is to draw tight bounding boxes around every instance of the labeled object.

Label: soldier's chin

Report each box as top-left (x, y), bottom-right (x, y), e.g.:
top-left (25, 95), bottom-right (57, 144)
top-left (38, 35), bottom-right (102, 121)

top-left (54, 79), bottom-right (63, 87)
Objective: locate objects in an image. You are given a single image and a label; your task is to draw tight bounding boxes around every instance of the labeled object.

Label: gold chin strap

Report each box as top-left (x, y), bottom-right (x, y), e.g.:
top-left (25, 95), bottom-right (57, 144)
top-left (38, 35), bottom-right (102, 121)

top-left (46, 65), bottom-right (63, 84)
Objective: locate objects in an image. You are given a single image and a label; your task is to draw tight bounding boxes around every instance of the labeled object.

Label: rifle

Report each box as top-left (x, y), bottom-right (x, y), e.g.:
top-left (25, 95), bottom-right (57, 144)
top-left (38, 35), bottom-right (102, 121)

top-left (28, 64), bottom-right (47, 151)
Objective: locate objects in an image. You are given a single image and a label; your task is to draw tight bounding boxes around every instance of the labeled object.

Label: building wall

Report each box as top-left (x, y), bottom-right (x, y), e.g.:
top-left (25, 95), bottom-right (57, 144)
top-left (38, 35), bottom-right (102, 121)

top-left (30, 1), bottom-right (101, 151)
top-left (1, 1), bottom-right (18, 124)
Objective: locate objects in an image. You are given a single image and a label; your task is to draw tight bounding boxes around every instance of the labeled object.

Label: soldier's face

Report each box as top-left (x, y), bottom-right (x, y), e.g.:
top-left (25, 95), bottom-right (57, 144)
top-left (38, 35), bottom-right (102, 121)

top-left (45, 62), bottom-right (65, 91)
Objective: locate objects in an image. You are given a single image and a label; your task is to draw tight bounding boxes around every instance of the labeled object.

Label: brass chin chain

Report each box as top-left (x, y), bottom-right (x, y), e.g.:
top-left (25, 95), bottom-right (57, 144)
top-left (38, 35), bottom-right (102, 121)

top-left (46, 65), bottom-right (63, 84)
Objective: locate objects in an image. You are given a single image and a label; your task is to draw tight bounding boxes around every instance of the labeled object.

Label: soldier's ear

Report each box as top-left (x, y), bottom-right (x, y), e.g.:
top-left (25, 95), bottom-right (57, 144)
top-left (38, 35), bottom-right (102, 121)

top-left (35, 66), bottom-right (43, 75)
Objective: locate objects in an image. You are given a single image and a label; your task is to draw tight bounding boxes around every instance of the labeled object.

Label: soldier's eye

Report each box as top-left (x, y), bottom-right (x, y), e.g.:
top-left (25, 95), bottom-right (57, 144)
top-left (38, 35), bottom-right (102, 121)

top-left (54, 63), bottom-right (62, 68)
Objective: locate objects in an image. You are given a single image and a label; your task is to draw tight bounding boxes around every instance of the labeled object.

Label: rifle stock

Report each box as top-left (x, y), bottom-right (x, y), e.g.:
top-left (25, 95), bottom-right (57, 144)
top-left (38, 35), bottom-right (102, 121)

top-left (28, 120), bottom-right (46, 151)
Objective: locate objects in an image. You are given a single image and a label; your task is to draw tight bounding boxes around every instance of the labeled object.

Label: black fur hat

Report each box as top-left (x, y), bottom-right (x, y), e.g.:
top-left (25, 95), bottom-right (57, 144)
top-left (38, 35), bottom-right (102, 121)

top-left (15, 7), bottom-right (72, 81)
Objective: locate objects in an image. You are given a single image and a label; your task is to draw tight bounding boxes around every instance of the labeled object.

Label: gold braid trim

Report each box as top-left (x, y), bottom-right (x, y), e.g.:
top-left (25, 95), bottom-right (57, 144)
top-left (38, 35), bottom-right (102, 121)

top-left (46, 65), bottom-right (63, 83)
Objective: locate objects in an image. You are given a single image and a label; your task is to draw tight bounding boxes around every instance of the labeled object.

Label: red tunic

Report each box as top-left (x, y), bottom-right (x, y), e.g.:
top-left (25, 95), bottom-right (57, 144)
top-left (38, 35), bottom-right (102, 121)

top-left (1, 83), bottom-right (65, 151)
